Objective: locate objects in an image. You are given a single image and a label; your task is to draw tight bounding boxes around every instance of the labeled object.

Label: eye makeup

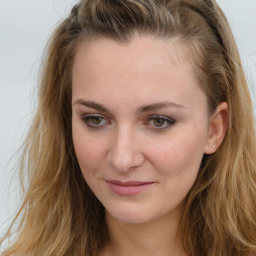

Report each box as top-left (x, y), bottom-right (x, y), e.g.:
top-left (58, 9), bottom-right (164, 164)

top-left (81, 113), bottom-right (176, 132)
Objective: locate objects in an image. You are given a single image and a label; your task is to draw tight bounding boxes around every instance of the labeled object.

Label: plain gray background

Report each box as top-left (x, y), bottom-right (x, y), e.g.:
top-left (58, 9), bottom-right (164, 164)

top-left (1, 0), bottom-right (256, 240)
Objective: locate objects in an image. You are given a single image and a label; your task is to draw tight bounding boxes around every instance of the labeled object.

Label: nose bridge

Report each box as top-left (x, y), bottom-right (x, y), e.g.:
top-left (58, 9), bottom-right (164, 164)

top-left (107, 123), bottom-right (144, 172)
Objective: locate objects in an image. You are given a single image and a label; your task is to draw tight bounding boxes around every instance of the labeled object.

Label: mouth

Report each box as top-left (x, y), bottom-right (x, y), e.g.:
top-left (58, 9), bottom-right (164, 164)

top-left (105, 180), bottom-right (156, 196)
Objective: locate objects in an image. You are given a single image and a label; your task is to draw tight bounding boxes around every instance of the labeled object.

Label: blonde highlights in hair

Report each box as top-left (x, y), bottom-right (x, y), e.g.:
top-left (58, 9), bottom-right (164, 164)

top-left (1, 0), bottom-right (256, 255)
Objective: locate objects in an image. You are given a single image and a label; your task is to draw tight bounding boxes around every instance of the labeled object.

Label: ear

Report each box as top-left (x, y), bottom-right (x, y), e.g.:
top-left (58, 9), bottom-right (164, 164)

top-left (204, 102), bottom-right (228, 154)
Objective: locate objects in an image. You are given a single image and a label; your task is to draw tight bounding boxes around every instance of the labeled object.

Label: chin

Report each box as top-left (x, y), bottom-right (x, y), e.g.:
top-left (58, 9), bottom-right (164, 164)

top-left (108, 211), bottom-right (153, 224)
top-left (105, 203), bottom-right (161, 225)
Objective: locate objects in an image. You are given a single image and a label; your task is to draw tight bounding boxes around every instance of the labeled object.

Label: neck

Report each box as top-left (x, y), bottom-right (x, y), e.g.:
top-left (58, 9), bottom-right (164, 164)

top-left (102, 205), bottom-right (187, 256)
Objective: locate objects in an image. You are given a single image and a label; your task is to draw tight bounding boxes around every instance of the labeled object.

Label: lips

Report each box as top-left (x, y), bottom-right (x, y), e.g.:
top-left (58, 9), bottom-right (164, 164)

top-left (106, 180), bottom-right (155, 196)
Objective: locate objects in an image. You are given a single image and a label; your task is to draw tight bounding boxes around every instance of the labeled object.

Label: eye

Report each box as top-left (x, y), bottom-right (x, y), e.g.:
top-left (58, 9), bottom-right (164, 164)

top-left (81, 114), bottom-right (109, 128)
top-left (148, 115), bottom-right (176, 129)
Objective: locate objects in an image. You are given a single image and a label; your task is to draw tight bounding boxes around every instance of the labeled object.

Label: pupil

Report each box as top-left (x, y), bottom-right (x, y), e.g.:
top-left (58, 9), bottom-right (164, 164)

top-left (92, 117), bottom-right (101, 124)
top-left (154, 118), bottom-right (164, 127)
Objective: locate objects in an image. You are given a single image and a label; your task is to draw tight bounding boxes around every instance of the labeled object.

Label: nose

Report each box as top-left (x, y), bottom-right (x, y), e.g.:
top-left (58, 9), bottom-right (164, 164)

top-left (107, 125), bottom-right (145, 172)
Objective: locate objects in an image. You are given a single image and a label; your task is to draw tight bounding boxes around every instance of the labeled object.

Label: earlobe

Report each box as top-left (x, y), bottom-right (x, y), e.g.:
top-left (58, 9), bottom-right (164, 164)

top-left (204, 102), bottom-right (228, 154)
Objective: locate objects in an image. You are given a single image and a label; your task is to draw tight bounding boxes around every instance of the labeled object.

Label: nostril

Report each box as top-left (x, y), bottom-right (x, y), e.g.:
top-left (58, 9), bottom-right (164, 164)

top-left (107, 143), bottom-right (144, 173)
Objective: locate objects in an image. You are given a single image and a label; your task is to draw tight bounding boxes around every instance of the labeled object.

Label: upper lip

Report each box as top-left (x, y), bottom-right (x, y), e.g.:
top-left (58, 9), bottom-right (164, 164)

top-left (106, 180), bottom-right (155, 186)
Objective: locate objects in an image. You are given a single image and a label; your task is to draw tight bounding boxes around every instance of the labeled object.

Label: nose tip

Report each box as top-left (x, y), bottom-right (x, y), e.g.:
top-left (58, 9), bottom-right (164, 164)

top-left (108, 152), bottom-right (144, 172)
top-left (107, 128), bottom-right (144, 172)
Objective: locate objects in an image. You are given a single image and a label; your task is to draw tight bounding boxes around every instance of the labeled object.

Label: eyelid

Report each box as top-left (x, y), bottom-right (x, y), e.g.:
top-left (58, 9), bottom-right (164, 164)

top-left (80, 113), bottom-right (176, 130)
top-left (81, 113), bottom-right (110, 129)
top-left (147, 115), bottom-right (176, 129)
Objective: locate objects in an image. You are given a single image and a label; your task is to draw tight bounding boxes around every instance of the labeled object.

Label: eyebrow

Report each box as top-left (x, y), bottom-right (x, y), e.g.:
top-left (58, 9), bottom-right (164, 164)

top-left (72, 99), bottom-right (185, 113)
top-left (73, 99), bottom-right (110, 112)
top-left (137, 101), bottom-right (185, 113)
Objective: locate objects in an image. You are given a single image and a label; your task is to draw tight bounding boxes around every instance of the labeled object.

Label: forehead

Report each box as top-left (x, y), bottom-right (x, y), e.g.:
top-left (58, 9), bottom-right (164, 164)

top-left (72, 35), bottom-right (194, 78)
top-left (71, 35), bottom-right (206, 112)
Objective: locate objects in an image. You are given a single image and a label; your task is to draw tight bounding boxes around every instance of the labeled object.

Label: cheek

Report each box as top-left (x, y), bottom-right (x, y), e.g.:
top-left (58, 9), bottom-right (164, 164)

top-left (72, 126), bottom-right (107, 175)
top-left (146, 131), bottom-right (206, 208)
top-left (147, 130), bottom-right (206, 178)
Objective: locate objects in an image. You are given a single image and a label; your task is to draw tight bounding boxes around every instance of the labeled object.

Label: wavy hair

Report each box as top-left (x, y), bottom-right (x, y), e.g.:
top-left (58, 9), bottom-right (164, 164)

top-left (1, 0), bottom-right (256, 255)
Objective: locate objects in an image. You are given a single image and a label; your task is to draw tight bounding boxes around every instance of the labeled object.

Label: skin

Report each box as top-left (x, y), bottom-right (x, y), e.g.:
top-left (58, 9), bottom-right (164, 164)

top-left (72, 35), bottom-right (227, 256)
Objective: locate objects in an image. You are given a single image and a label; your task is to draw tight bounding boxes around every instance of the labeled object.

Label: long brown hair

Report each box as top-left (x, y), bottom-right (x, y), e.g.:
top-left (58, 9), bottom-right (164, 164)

top-left (1, 0), bottom-right (256, 255)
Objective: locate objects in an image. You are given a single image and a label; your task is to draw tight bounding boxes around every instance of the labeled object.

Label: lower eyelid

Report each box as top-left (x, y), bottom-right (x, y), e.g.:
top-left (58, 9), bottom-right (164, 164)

top-left (80, 114), bottom-right (175, 129)
top-left (149, 116), bottom-right (175, 123)
top-left (80, 114), bottom-right (113, 129)
top-left (149, 116), bottom-right (176, 128)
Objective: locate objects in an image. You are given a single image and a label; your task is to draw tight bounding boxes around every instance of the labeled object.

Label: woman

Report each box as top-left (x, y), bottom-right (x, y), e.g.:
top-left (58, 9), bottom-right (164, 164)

top-left (1, 0), bottom-right (256, 255)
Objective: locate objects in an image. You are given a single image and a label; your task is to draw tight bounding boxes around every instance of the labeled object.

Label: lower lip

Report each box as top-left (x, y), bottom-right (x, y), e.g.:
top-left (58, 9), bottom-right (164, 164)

top-left (106, 182), bottom-right (155, 196)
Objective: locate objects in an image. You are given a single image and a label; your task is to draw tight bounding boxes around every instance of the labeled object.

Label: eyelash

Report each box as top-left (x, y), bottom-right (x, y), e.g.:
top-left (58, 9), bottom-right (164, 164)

top-left (81, 114), bottom-right (109, 129)
top-left (81, 114), bottom-right (176, 130)
top-left (147, 115), bottom-right (176, 130)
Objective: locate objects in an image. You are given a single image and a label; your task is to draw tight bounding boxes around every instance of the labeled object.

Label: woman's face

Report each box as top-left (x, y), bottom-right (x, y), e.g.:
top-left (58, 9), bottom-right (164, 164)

top-left (72, 36), bottom-right (212, 224)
